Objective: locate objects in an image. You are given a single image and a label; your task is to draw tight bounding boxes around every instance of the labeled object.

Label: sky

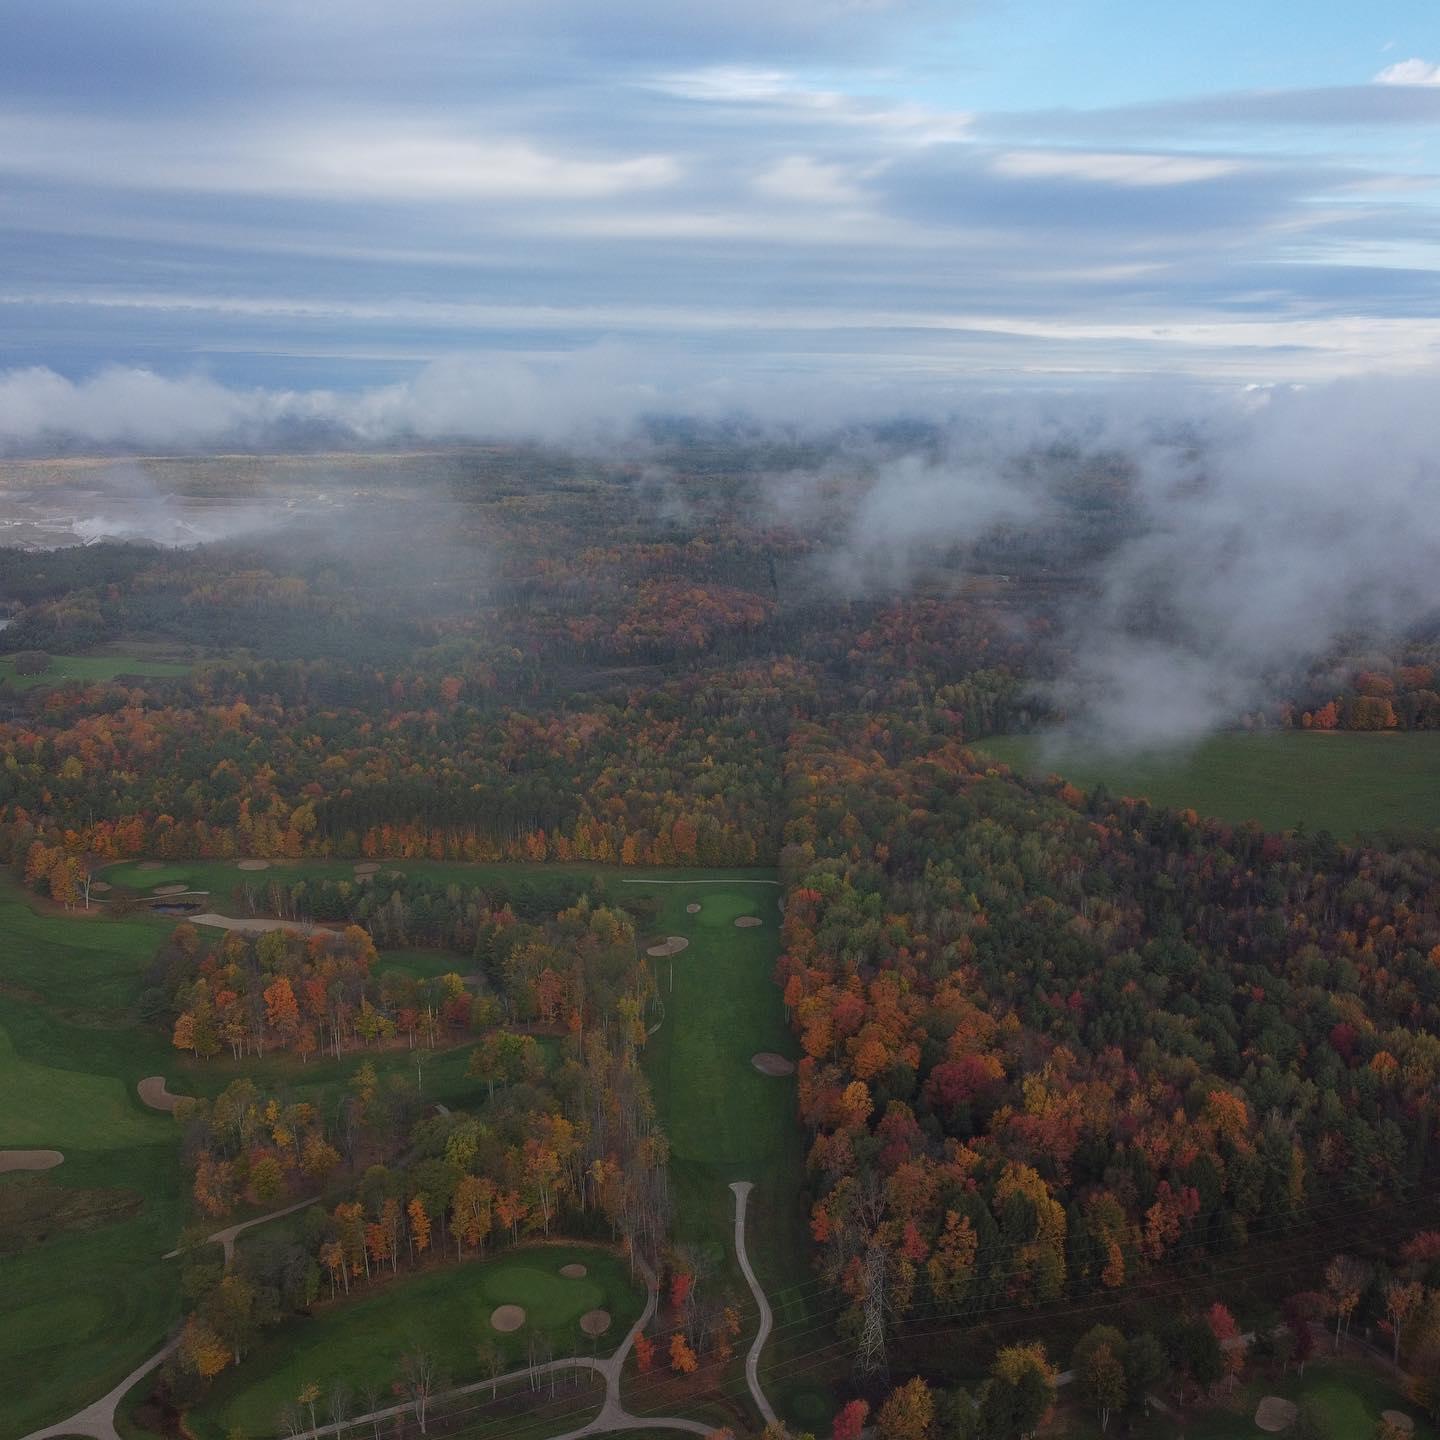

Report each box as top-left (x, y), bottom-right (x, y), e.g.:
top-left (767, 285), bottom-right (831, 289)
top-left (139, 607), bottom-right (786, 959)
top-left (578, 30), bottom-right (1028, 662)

top-left (3, 0), bottom-right (1440, 439)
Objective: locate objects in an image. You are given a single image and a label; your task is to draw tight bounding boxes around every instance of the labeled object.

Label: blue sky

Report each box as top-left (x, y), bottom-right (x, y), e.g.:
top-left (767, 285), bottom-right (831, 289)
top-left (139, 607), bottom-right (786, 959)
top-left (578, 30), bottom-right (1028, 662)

top-left (2, 0), bottom-right (1439, 441)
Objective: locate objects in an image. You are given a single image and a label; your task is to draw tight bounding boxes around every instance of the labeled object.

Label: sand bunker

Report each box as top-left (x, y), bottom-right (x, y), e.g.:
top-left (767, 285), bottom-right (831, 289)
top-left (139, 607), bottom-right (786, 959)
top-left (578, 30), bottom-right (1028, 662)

top-left (153, 883), bottom-right (189, 896)
top-left (734, 915), bottom-right (762, 928)
top-left (353, 862), bottom-right (381, 875)
top-left (753, 1052), bottom-right (796, 1076)
top-left (0, 1150), bottom-right (63, 1174)
top-left (138, 1076), bottom-right (186, 1112)
top-left (686, 902), bottom-right (701, 914)
top-left (90, 881), bottom-right (111, 894)
top-left (1255, 1397), bottom-right (1298, 1433)
top-left (138, 861), bottom-right (165, 872)
top-left (236, 859), bottom-right (270, 871)
top-left (1382, 1414), bottom-right (1415, 1435)
top-left (560, 1263), bottom-right (588, 1278)
top-left (579, 1310), bottom-right (611, 1337)
top-left (191, 913), bottom-right (320, 936)
top-left (646, 936), bottom-right (690, 957)
top-left (490, 1305), bottom-right (527, 1332)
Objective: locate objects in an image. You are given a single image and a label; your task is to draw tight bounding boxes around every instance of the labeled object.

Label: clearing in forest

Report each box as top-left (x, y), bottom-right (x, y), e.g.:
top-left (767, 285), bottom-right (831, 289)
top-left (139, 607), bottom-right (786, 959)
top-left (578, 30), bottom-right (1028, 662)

top-left (625, 875), bottom-right (820, 1431)
top-left (979, 730), bottom-right (1440, 839)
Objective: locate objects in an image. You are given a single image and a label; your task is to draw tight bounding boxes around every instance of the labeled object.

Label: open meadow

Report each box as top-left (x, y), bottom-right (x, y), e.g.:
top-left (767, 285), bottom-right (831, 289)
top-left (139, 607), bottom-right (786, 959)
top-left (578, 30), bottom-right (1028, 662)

top-left (0, 652), bottom-right (192, 691)
top-left (978, 730), bottom-right (1440, 839)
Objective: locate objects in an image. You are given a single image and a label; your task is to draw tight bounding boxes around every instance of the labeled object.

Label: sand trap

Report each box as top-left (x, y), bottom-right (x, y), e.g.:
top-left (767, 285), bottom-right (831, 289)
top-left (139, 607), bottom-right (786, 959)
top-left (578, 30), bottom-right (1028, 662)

top-left (686, 902), bottom-right (701, 914)
top-left (0, 1149), bottom-right (63, 1174)
top-left (138, 861), bottom-right (165, 872)
top-left (734, 915), bottom-right (762, 928)
top-left (580, 1310), bottom-right (612, 1337)
top-left (1255, 1397), bottom-right (1298, 1433)
top-left (191, 913), bottom-right (321, 936)
top-left (138, 1076), bottom-right (186, 1112)
top-left (1382, 1414), bottom-right (1415, 1435)
top-left (237, 859), bottom-right (270, 871)
top-left (559, 1263), bottom-right (587, 1278)
top-left (753, 1052), bottom-right (796, 1076)
top-left (153, 883), bottom-right (189, 896)
top-left (353, 862), bottom-right (381, 875)
top-left (490, 1305), bottom-right (526, 1332)
top-left (90, 881), bottom-right (111, 894)
top-left (647, 936), bottom-right (690, 957)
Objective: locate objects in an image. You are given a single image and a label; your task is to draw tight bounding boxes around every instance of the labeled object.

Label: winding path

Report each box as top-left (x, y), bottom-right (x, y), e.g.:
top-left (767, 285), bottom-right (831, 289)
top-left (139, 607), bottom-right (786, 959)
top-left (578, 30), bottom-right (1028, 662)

top-left (163, 1195), bottom-right (320, 1263)
top-left (18, 1337), bottom-right (180, 1440)
top-left (730, 1181), bottom-right (779, 1428)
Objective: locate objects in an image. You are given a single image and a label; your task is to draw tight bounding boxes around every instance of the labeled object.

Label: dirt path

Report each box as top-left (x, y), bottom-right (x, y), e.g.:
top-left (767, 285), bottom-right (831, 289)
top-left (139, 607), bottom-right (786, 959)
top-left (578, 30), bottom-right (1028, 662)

top-left (730, 1180), bottom-right (779, 1428)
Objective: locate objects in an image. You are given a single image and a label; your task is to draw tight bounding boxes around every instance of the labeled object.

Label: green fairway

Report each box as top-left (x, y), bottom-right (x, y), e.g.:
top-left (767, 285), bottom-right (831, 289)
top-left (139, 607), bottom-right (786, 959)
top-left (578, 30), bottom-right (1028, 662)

top-left (0, 881), bottom-right (187, 1439)
top-left (622, 874), bottom-right (823, 1432)
top-left (188, 1244), bottom-right (644, 1440)
top-left (978, 730), bottom-right (1440, 839)
top-left (0, 653), bottom-right (192, 690)
top-left (1, 1145), bottom-right (184, 1440)
top-left (0, 1021), bottom-right (170, 1149)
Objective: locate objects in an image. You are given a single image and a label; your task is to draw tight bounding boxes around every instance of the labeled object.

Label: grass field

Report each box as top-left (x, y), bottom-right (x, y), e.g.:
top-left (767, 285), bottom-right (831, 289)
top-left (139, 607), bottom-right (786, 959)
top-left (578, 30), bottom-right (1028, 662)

top-left (0, 880), bottom-right (186, 1439)
top-left (188, 1243), bottom-right (645, 1440)
top-left (978, 730), bottom-right (1440, 839)
top-left (621, 874), bottom-right (824, 1433)
top-left (0, 653), bottom-right (192, 690)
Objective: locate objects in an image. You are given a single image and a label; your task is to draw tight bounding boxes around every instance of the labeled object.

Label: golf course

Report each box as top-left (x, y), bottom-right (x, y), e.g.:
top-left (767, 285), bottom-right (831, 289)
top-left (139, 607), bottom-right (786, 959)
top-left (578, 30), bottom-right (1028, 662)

top-left (0, 859), bottom-right (813, 1440)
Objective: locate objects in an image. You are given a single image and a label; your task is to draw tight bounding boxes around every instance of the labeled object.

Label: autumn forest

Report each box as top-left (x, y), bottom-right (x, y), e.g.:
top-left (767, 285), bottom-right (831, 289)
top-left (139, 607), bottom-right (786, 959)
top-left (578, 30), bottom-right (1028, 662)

top-left (3, 440), bottom-right (1440, 1440)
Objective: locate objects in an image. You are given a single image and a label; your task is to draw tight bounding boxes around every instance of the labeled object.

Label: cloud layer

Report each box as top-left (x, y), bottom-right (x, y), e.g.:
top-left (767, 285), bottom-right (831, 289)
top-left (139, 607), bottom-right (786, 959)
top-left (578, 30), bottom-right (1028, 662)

top-left (1, 2), bottom-right (1439, 389)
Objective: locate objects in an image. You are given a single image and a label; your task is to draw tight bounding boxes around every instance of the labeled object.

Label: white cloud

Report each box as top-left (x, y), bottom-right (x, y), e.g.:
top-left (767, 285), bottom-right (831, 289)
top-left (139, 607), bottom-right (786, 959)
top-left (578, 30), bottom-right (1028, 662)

top-left (991, 149), bottom-right (1240, 187)
top-left (752, 155), bottom-right (867, 204)
top-left (649, 66), bottom-right (972, 143)
top-left (0, 113), bottom-right (681, 202)
top-left (1373, 57), bottom-right (1440, 86)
